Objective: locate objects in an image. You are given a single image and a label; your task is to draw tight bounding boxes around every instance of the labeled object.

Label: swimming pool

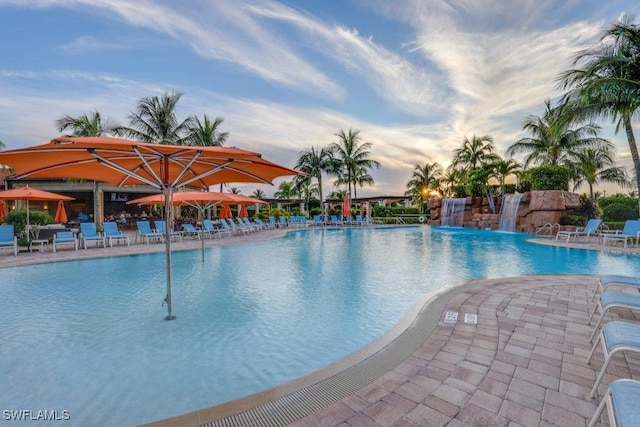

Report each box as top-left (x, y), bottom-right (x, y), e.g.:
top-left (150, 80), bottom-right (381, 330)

top-left (1, 227), bottom-right (639, 426)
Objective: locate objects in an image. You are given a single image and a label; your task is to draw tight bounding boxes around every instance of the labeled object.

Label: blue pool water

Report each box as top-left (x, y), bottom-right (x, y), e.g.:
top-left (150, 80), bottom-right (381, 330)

top-left (2, 227), bottom-right (639, 426)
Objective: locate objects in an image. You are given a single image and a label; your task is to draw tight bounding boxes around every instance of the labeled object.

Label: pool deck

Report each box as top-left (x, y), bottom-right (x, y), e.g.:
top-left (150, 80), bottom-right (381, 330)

top-left (2, 229), bottom-right (639, 426)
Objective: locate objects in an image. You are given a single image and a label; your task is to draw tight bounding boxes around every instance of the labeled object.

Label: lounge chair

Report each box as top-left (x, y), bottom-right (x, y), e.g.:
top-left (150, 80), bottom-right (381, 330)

top-left (555, 218), bottom-right (602, 242)
top-left (136, 220), bottom-right (163, 244)
top-left (53, 231), bottom-right (78, 252)
top-left (156, 220), bottom-right (183, 242)
top-left (80, 222), bottom-right (106, 249)
top-left (591, 275), bottom-right (640, 302)
top-left (345, 215), bottom-right (354, 226)
top-left (219, 218), bottom-right (238, 236)
top-left (587, 321), bottom-right (640, 399)
top-left (589, 291), bottom-right (640, 342)
top-left (254, 218), bottom-right (269, 230)
top-left (330, 215), bottom-right (343, 226)
top-left (103, 221), bottom-right (130, 247)
top-left (278, 216), bottom-right (288, 228)
top-left (298, 216), bottom-right (308, 227)
top-left (312, 215), bottom-right (323, 227)
top-left (588, 379), bottom-right (640, 427)
top-left (231, 218), bottom-right (251, 234)
top-left (236, 218), bottom-right (256, 233)
top-left (268, 216), bottom-right (277, 228)
top-left (182, 223), bottom-right (208, 240)
top-left (242, 217), bottom-right (262, 231)
top-left (602, 220), bottom-right (640, 248)
top-left (203, 219), bottom-right (227, 238)
top-left (0, 224), bottom-right (18, 256)
top-left (289, 216), bottom-right (299, 227)
top-left (355, 214), bottom-right (364, 226)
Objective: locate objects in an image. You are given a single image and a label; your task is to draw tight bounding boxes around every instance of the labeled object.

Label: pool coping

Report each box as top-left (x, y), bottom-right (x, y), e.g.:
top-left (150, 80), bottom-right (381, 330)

top-left (140, 277), bottom-right (493, 427)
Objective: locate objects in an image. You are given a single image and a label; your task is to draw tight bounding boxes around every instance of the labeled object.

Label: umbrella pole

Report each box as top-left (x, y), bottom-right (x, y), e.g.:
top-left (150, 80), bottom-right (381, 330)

top-left (163, 186), bottom-right (176, 320)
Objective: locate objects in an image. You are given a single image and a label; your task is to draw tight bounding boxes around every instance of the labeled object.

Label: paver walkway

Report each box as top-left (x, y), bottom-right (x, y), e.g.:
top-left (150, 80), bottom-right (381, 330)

top-left (289, 275), bottom-right (640, 427)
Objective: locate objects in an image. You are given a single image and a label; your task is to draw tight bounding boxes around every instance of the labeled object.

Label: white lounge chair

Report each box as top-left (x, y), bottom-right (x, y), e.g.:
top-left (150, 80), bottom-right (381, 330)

top-left (53, 231), bottom-right (78, 252)
top-left (80, 222), bottom-right (106, 249)
top-left (103, 221), bottom-right (130, 247)
top-left (592, 275), bottom-right (640, 302)
top-left (602, 220), bottom-right (640, 248)
top-left (588, 379), bottom-right (640, 427)
top-left (589, 291), bottom-right (640, 342)
top-left (0, 224), bottom-right (18, 256)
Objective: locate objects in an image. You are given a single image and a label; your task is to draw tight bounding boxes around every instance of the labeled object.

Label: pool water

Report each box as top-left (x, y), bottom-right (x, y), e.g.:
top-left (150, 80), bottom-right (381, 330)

top-left (1, 227), bottom-right (639, 426)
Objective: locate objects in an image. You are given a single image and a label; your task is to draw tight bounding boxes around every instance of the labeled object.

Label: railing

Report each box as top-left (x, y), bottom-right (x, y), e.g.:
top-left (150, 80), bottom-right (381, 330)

top-left (535, 223), bottom-right (560, 238)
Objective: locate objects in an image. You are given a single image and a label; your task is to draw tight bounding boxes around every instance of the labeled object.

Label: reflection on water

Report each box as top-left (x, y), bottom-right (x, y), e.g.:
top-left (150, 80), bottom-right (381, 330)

top-left (1, 227), bottom-right (638, 426)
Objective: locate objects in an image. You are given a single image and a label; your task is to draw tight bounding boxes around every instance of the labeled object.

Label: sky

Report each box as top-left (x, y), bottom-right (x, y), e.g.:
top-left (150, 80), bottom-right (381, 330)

top-left (1, 0), bottom-right (640, 198)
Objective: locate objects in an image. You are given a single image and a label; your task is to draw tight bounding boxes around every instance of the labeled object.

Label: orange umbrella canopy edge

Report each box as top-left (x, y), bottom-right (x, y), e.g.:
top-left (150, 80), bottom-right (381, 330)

top-left (0, 137), bottom-right (302, 189)
top-left (0, 186), bottom-right (74, 202)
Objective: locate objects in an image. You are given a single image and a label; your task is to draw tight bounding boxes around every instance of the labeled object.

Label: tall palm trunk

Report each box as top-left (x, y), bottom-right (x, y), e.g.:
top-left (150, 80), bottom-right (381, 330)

top-left (622, 113), bottom-right (640, 210)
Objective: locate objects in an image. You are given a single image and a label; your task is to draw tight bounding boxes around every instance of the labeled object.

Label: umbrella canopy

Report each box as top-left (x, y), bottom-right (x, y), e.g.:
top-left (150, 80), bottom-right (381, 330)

top-left (342, 194), bottom-right (351, 218)
top-left (0, 137), bottom-right (301, 320)
top-left (54, 200), bottom-right (69, 224)
top-left (219, 205), bottom-right (233, 219)
top-left (0, 201), bottom-right (6, 223)
top-left (0, 186), bottom-right (74, 242)
top-left (238, 205), bottom-right (248, 218)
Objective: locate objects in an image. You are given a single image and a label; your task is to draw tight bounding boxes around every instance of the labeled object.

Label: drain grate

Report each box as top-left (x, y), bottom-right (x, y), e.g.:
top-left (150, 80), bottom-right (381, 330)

top-left (201, 307), bottom-right (440, 427)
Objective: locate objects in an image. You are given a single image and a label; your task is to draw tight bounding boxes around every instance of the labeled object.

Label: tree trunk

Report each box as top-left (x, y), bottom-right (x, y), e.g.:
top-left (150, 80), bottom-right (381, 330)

top-left (622, 113), bottom-right (640, 211)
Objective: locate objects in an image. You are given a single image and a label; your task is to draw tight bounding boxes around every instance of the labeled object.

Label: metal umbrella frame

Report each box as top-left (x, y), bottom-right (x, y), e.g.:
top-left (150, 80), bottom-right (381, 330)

top-left (0, 136), bottom-right (300, 320)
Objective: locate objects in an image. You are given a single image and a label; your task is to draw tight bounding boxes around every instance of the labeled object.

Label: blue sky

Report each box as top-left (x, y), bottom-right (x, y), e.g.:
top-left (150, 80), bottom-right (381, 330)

top-left (1, 0), bottom-right (639, 197)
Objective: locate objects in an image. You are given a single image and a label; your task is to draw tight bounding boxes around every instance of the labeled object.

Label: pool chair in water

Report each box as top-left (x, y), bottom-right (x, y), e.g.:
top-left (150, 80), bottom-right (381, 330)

top-left (80, 222), bottom-right (106, 250)
top-left (156, 220), bottom-right (183, 242)
top-left (0, 224), bottom-right (18, 256)
top-left (53, 231), bottom-right (78, 252)
top-left (589, 379), bottom-right (640, 427)
top-left (555, 218), bottom-right (602, 243)
top-left (136, 221), bottom-right (163, 244)
top-left (587, 321), bottom-right (640, 399)
top-left (589, 291), bottom-right (640, 342)
top-left (103, 221), bottom-right (130, 247)
top-left (592, 275), bottom-right (640, 302)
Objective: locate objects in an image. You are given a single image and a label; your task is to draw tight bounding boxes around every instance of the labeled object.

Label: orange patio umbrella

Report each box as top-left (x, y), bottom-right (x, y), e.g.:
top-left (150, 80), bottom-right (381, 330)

top-left (0, 136), bottom-right (301, 320)
top-left (342, 194), bottom-right (351, 218)
top-left (54, 200), bottom-right (68, 224)
top-left (128, 191), bottom-right (245, 262)
top-left (0, 186), bottom-right (74, 242)
top-left (0, 200), bottom-right (6, 223)
top-left (219, 204), bottom-right (233, 219)
top-left (238, 205), bottom-right (248, 218)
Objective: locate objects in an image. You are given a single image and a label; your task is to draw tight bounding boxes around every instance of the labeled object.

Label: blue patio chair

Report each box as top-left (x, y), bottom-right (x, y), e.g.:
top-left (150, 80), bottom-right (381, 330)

top-left (203, 219), bottom-right (227, 238)
top-left (136, 220), bottom-right (163, 244)
top-left (254, 218), bottom-right (269, 230)
top-left (345, 215), bottom-right (354, 226)
top-left (103, 221), bottom-right (130, 247)
top-left (234, 218), bottom-right (254, 233)
top-left (355, 214), bottom-right (364, 226)
top-left (587, 321), bottom-right (640, 399)
top-left (589, 291), bottom-right (640, 342)
top-left (298, 216), bottom-right (308, 227)
top-left (0, 224), bottom-right (18, 256)
top-left (312, 215), bottom-right (323, 227)
top-left (588, 379), bottom-right (640, 427)
top-left (242, 217), bottom-right (261, 231)
top-left (592, 275), bottom-right (640, 302)
top-left (289, 216), bottom-right (299, 227)
top-left (555, 218), bottom-right (602, 243)
top-left (330, 215), bottom-right (343, 226)
top-left (602, 220), bottom-right (640, 248)
top-left (219, 218), bottom-right (239, 236)
top-left (278, 216), bottom-right (288, 228)
top-left (156, 220), bottom-right (183, 242)
top-left (182, 223), bottom-right (207, 240)
top-left (268, 216), bottom-right (277, 228)
top-left (80, 222), bottom-right (106, 249)
top-left (53, 231), bottom-right (78, 252)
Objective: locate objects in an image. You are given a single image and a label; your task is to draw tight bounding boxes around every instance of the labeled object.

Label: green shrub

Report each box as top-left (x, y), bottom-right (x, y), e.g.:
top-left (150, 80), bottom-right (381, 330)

top-left (603, 221), bottom-right (625, 231)
top-left (4, 209), bottom-right (54, 239)
top-left (268, 207), bottom-right (288, 219)
top-left (598, 194), bottom-right (639, 215)
top-left (528, 165), bottom-right (570, 191)
top-left (561, 214), bottom-right (586, 226)
top-left (309, 207), bottom-right (322, 217)
top-left (602, 203), bottom-right (637, 222)
top-left (574, 194), bottom-right (601, 220)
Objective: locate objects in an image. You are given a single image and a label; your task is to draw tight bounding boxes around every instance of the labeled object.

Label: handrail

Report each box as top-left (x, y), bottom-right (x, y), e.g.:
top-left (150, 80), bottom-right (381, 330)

top-left (535, 223), bottom-right (560, 238)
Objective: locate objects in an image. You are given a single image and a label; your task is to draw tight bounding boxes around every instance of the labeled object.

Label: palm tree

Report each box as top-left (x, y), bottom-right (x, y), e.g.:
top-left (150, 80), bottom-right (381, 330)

top-left (568, 146), bottom-right (628, 199)
top-left (228, 187), bottom-right (241, 194)
top-left (184, 115), bottom-right (229, 147)
top-left (488, 159), bottom-right (522, 196)
top-left (452, 134), bottom-right (499, 170)
top-left (115, 91), bottom-right (194, 145)
top-left (558, 15), bottom-right (640, 205)
top-left (274, 181), bottom-right (298, 212)
top-left (56, 111), bottom-right (115, 136)
top-left (506, 100), bottom-right (607, 167)
top-left (328, 129), bottom-right (380, 199)
top-left (405, 162), bottom-right (443, 212)
top-left (252, 189), bottom-right (266, 199)
top-left (294, 146), bottom-right (334, 211)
